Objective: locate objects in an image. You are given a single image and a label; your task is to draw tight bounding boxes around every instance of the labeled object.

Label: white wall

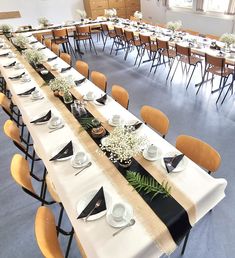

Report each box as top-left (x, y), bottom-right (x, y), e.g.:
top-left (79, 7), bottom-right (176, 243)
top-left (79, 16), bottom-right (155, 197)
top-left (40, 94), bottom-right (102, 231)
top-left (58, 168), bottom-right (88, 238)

top-left (141, 0), bottom-right (235, 36)
top-left (0, 0), bottom-right (84, 28)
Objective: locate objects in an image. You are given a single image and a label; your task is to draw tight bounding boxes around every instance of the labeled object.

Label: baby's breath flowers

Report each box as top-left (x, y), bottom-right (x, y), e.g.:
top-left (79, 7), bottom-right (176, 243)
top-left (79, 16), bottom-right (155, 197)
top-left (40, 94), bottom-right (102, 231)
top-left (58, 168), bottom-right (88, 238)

top-left (134, 11), bottom-right (143, 20)
top-left (220, 33), bottom-right (235, 46)
top-left (38, 17), bottom-right (50, 27)
top-left (0, 24), bottom-right (13, 33)
top-left (12, 34), bottom-right (29, 49)
top-left (76, 9), bottom-right (87, 19)
top-left (166, 20), bottom-right (182, 32)
top-left (49, 76), bottom-right (73, 93)
top-left (100, 126), bottom-right (147, 163)
top-left (104, 8), bottom-right (117, 18)
top-left (23, 49), bottom-right (45, 67)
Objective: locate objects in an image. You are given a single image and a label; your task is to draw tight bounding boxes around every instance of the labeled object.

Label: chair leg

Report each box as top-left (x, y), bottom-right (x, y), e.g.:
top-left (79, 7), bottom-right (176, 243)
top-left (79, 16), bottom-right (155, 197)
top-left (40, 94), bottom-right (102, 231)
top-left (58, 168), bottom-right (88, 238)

top-left (65, 228), bottom-right (74, 258)
top-left (186, 65), bottom-right (196, 90)
top-left (102, 35), bottom-right (108, 51)
top-left (170, 59), bottom-right (180, 82)
top-left (181, 231), bottom-right (190, 255)
top-left (166, 58), bottom-right (175, 80)
top-left (220, 80), bottom-right (234, 105)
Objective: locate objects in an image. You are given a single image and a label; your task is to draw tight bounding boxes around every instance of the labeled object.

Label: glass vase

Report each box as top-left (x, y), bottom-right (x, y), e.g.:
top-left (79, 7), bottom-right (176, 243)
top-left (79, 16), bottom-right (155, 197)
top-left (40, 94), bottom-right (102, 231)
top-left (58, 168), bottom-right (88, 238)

top-left (63, 91), bottom-right (73, 104)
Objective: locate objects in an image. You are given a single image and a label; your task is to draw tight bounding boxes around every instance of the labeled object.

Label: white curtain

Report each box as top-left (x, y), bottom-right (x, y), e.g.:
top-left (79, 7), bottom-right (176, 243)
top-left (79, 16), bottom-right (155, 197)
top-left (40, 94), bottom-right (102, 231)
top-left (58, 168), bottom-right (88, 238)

top-left (227, 0), bottom-right (235, 14)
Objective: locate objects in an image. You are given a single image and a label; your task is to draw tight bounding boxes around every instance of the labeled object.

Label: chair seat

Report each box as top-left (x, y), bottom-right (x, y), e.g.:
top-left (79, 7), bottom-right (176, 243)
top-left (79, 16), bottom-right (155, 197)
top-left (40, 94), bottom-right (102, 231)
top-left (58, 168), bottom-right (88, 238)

top-left (180, 56), bottom-right (202, 65)
top-left (207, 66), bottom-right (234, 77)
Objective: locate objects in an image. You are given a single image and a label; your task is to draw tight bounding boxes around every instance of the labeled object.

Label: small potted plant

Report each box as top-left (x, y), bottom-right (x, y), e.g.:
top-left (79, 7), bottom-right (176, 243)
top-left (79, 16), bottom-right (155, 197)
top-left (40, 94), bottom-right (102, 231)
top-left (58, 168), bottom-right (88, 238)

top-left (76, 9), bottom-right (87, 22)
top-left (220, 33), bottom-right (235, 49)
top-left (166, 20), bottom-right (182, 32)
top-left (134, 11), bottom-right (143, 21)
top-left (38, 17), bottom-right (50, 28)
top-left (12, 34), bottom-right (29, 49)
top-left (23, 49), bottom-right (45, 69)
top-left (0, 24), bottom-right (13, 38)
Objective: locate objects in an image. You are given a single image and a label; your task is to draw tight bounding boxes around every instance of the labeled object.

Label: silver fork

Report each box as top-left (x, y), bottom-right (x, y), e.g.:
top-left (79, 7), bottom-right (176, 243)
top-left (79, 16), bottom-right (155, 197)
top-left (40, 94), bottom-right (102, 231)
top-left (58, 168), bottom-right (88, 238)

top-left (84, 199), bottom-right (102, 222)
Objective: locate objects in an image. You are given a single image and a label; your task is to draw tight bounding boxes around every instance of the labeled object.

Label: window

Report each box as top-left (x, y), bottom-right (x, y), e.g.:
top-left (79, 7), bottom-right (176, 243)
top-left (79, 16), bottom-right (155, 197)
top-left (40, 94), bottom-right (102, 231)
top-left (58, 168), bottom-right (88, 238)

top-left (204, 0), bottom-right (230, 13)
top-left (169, 0), bottom-right (193, 8)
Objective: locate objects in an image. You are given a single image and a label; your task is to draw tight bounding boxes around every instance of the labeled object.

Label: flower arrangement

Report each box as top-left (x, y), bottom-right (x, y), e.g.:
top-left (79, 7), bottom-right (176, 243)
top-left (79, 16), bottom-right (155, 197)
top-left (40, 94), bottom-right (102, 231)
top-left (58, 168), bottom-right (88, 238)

top-left (38, 17), bottom-right (50, 27)
top-left (219, 33), bottom-right (235, 46)
top-left (134, 11), bottom-right (143, 20)
top-left (12, 34), bottom-right (29, 49)
top-left (49, 76), bottom-right (73, 93)
top-left (76, 9), bottom-right (87, 19)
top-left (166, 20), bottom-right (182, 32)
top-left (0, 24), bottom-right (13, 34)
top-left (100, 126), bottom-right (147, 164)
top-left (104, 8), bottom-right (117, 18)
top-left (23, 49), bottom-right (45, 67)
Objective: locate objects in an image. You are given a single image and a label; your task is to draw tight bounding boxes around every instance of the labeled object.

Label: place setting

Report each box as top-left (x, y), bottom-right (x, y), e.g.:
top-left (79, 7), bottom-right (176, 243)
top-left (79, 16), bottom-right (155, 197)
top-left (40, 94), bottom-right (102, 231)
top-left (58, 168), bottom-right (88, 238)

top-left (143, 143), bottom-right (162, 161)
top-left (94, 93), bottom-right (108, 106)
top-left (48, 116), bottom-right (64, 133)
top-left (17, 86), bottom-right (36, 97)
top-left (49, 140), bottom-right (74, 162)
top-left (71, 151), bottom-right (92, 176)
top-left (30, 110), bottom-right (52, 125)
top-left (161, 151), bottom-right (188, 173)
top-left (30, 89), bottom-right (44, 101)
top-left (8, 71), bottom-right (25, 80)
top-left (108, 114), bottom-right (124, 127)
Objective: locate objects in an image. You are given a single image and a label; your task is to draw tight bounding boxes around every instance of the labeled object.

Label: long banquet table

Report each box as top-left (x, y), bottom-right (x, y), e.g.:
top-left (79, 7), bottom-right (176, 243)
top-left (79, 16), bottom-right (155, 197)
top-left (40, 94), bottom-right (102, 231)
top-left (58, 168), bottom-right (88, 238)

top-left (0, 34), bottom-right (227, 258)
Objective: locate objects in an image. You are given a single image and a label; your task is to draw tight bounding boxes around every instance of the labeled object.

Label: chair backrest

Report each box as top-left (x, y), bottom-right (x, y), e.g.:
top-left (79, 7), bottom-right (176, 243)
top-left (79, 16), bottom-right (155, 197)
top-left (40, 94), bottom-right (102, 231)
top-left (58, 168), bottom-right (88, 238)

top-left (60, 52), bottom-right (72, 65)
top-left (140, 105), bottom-right (169, 138)
top-left (34, 33), bottom-right (44, 43)
top-left (76, 25), bottom-right (90, 35)
top-left (44, 38), bottom-right (52, 49)
top-left (205, 53), bottom-right (225, 71)
top-left (156, 38), bottom-right (169, 49)
top-left (101, 23), bottom-right (109, 33)
top-left (206, 34), bottom-right (220, 41)
top-left (35, 206), bottom-right (64, 258)
top-left (10, 154), bottom-right (35, 193)
top-left (3, 119), bottom-right (22, 145)
top-left (124, 30), bottom-right (134, 42)
top-left (175, 44), bottom-right (191, 57)
top-left (91, 71), bottom-right (107, 92)
top-left (111, 85), bottom-right (129, 109)
top-left (0, 92), bottom-right (11, 116)
top-left (176, 135), bottom-right (221, 173)
top-left (52, 28), bottom-right (68, 38)
top-left (75, 60), bottom-right (89, 79)
top-left (51, 43), bottom-right (60, 56)
top-left (114, 26), bottom-right (124, 37)
top-left (139, 34), bottom-right (151, 45)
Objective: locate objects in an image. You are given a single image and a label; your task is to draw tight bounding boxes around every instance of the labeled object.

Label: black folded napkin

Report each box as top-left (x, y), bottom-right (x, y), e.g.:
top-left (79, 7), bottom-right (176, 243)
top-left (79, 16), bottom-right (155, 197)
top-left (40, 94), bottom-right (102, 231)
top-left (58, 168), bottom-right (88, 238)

top-left (61, 66), bottom-right (72, 73)
top-left (3, 61), bottom-right (16, 68)
top-left (0, 52), bottom-right (9, 57)
top-left (0, 45), bottom-right (3, 49)
top-left (164, 154), bottom-right (184, 173)
top-left (37, 46), bottom-right (46, 50)
top-left (49, 140), bottom-right (73, 161)
top-left (30, 41), bottom-right (38, 44)
top-left (74, 77), bottom-right (86, 86)
top-left (47, 56), bottom-right (58, 62)
top-left (96, 94), bottom-right (107, 105)
top-left (133, 122), bottom-right (143, 130)
top-left (18, 87), bottom-right (36, 96)
top-left (30, 110), bottom-right (51, 124)
top-left (9, 72), bottom-right (25, 80)
top-left (77, 186), bottom-right (106, 219)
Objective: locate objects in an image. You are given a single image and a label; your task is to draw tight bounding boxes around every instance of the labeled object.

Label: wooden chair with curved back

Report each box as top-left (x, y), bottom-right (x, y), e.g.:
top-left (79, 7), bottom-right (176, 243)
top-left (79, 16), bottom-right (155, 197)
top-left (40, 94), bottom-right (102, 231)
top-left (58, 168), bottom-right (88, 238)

top-left (4, 119), bottom-right (41, 181)
top-left (44, 38), bottom-right (52, 49)
top-left (34, 33), bottom-right (44, 43)
top-left (75, 60), bottom-right (89, 79)
top-left (60, 52), bottom-right (72, 66)
top-left (91, 71), bottom-right (107, 92)
top-left (35, 206), bottom-right (76, 258)
top-left (176, 135), bottom-right (221, 174)
top-left (0, 92), bottom-right (11, 116)
top-left (111, 85), bottom-right (129, 109)
top-left (140, 105), bottom-right (169, 138)
top-left (51, 43), bottom-right (61, 56)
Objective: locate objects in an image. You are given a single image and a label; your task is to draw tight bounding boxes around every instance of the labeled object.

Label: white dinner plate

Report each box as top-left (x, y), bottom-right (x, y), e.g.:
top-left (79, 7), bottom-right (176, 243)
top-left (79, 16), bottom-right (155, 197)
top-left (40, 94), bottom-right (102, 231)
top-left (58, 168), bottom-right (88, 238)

top-left (76, 189), bottom-right (112, 221)
top-left (50, 142), bottom-right (74, 161)
top-left (143, 148), bottom-right (162, 161)
top-left (106, 202), bottom-right (133, 228)
top-left (161, 151), bottom-right (188, 173)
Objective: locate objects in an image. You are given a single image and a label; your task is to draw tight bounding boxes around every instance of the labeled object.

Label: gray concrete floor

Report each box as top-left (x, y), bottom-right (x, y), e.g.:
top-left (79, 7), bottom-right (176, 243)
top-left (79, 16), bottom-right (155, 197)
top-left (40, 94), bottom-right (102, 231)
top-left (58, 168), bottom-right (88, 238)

top-left (1, 38), bottom-right (235, 258)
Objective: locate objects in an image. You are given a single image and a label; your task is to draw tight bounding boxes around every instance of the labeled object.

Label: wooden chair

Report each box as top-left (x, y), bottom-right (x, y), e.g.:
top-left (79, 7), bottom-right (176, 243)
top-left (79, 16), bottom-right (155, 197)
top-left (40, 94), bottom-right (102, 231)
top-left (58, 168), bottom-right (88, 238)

top-left (0, 92), bottom-right (11, 116)
top-left (123, 30), bottom-right (141, 63)
top-left (140, 105), bottom-right (169, 138)
top-left (100, 23), bottom-right (116, 51)
top-left (111, 85), bottom-right (129, 109)
top-left (111, 26), bottom-right (125, 56)
top-left (4, 120), bottom-right (41, 181)
top-left (52, 28), bottom-right (71, 53)
top-left (74, 25), bottom-right (97, 55)
top-left (91, 71), bottom-right (107, 92)
top-left (176, 135), bottom-right (221, 174)
top-left (35, 206), bottom-right (74, 258)
top-left (75, 60), bottom-right (89, 79)
top-left (169, 44), bottom-right (202, 89)
top-left (60, 52), bottom-right (72, 66)
top-left (34, 33), bottom-right (44, 43)
top-left (44, 38), bottom-right (52, 49)
top-left (51, 43), bottom-right (61, 56)
top-left (196, 53), bottom-right (234, 99)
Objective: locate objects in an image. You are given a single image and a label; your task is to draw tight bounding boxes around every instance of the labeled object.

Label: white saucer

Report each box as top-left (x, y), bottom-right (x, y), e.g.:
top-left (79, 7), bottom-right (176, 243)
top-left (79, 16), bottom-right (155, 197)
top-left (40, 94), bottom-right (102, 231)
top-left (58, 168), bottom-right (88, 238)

top-left (30, 95), bottom-right (44, 101)
top-left (108, 118), bottom-right (123, 127)
top-left (83, 95), bottom-right (95, 101)
top-left (106, 202), bottom-right (133, 228)
top-left (161, 151), bottom-right (188, 172)
top-left (143, 148), bottom-right (162, 161)
top-left (71, 153), bottom-right (89, 168)
top-left (76, 189), bottom-right (112, 221)
top-left (48, 118), bottom-right (63, 129)
top-left (50, 142), bottom-right (74, 161)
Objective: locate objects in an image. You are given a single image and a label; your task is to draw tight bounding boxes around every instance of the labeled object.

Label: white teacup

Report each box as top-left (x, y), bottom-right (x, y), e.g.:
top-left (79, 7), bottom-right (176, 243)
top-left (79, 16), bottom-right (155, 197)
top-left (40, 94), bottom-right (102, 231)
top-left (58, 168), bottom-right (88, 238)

top-left (111, 203), bottom-right (126, 222)
top-left (15, 62), bottom-right (23, 69)
top-left (74, 151), bottom-right (87, 164)
top-left (31, 90), bottom-right (41, 99)
top-left (112, 114), bottom-right (121, 125)
top-left (8, 52), bottom-right (14, 58)
top-left (52, 63), bottom-right (59, 70)
top-left (21, 74), bottom-right (30, 82)
top-left (147, 144), bottom-right (158, 158)
top-left (50, 116), bottom-right (62, 127)
top-left (86, 91), bottom-right (94, 100)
